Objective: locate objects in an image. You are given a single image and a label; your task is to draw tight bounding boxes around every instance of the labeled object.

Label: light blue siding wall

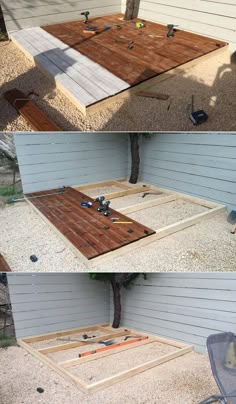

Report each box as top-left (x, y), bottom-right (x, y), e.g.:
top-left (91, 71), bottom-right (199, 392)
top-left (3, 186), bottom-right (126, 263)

top-left (7, 273), bottom-right (110, 338)
top-left (119, 273), bottom-right (236, 353)
top-left (14, 132), bottom-right (128, 193)
top-left (140, 133), bottom-right (236, 211)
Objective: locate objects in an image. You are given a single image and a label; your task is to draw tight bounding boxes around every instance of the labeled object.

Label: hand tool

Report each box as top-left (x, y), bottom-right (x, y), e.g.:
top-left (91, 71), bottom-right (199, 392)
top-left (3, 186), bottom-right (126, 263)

top-left (113, 221), bottom-right (133, 224)
top-left (142, 191), bottom-right (163, 198)
top-left (167, 24), bottom-right (177, 37)
top-left (10, 188), bottom-right (65, 203)
top-left (81, 11), bottom-right (90, 24)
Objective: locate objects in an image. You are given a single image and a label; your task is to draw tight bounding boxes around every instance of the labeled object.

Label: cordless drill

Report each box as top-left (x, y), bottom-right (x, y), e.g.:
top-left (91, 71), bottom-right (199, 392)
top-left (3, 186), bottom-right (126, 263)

top-left (81, 11), bottom-right (90, 24)
top-left (95, 196), bottom-right (105, 212)
top-left (103, 201), bottom-right (111, 216)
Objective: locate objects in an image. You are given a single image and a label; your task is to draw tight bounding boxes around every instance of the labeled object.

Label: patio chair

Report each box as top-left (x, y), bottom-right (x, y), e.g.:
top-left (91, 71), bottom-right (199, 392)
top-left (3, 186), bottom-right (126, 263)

top-left (200, 332), bottom-right (236, 404)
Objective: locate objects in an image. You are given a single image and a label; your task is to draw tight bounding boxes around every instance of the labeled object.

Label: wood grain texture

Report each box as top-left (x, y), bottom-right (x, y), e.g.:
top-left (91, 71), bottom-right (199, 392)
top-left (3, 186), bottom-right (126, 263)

top-left (0, 254), bottom-right (11, 272)
top-left (4, 89), bottom-right (61, 131)
top-left (42, 13), bottom-right (227, 86)
top-left (26, 187), bottom-right (155, 259)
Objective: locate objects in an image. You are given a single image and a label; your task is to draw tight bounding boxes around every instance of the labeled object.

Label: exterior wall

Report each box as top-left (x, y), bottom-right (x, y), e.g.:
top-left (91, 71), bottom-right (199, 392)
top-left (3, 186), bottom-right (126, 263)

top-left (7, 273), bottom-right (110, 338)
top-left (140, 132), bottom-right (236, 211)
top-left (1, 0), bottom-right (121, 33)
top-left (14, 132), bottom-right (128, 193)
top-left (137, 1), bottom-right (236, 49)
top-left (120, 273), bottom-right (236, 353)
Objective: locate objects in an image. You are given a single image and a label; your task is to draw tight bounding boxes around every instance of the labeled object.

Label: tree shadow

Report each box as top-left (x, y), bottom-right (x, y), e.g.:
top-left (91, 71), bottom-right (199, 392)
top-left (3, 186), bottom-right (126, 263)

top-left (0, 47), bottom-right (83, 131)
top-left (100, 50), bottom-right (236, 132)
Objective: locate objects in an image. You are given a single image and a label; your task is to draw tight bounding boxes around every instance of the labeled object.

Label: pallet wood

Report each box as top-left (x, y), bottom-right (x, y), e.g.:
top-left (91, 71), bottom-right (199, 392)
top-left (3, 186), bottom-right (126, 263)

top-left (0, 254), bottom-right (11, 272)
top-left (10, 14), bottom-right (227, 115)
top-left (19, 324), bottom-right (192, 393)
top-left (4, 89), bottom-right (61, 131)
top-left (25, 187), bottom-right (155, 260)
top-left (42, 14), bottom-right (227, 86)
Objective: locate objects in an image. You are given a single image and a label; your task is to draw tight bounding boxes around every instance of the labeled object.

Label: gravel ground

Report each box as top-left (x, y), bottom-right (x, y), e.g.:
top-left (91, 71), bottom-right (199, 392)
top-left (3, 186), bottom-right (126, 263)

top-left (0, 202), bottom-right (235, 272)
top-left (129, 199), bottom-right (208, 229)
top-left (1, 40), bottom-right (236, 131)
top-left (71, 341), bottom-right (176, 384)
top-left (0, 345), bottom-right (218, 404)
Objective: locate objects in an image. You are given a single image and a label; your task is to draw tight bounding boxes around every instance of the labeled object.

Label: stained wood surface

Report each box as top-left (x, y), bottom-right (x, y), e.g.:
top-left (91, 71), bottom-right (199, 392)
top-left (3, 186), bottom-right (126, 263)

top-left (4, 89), bottom-right (61, 131)
top-left (42, 13), bottom-right (227, 86)
top-left (26, 187), bottom-right (155, 259)
top-left (0, 254), bottom-right (11, 272)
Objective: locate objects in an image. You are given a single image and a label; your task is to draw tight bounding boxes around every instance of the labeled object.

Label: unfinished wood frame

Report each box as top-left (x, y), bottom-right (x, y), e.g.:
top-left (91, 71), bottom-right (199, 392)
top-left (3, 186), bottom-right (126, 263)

top-left (26, 179), bottom-right (225, 266)
top-left (18, 324), bottom-right (192, 393)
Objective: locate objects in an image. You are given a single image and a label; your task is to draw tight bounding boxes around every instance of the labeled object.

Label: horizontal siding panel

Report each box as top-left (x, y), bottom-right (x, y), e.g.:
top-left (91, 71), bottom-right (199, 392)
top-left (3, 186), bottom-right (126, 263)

top-left (14, 132), bottom-right (128, 193)
top-left (7, 273), bottom-right (110, 339)
top-left (138, 2), bottom-right (236, 45)
top-left (141, 133), bottom-right (236, 210)
top-left (2, 0), bottom-right (121, 32)
top-left (120, 274), bottom-right (236, 352)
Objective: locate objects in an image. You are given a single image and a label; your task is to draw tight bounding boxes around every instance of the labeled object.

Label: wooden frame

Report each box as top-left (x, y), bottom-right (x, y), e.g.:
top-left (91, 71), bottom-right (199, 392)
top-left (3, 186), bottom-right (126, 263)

top-left (18, 324), bottom-right (192, 393)
top-left (10, 25), bottom-right (228, 116)
top-left (26, 179), bottom-right (225, 266)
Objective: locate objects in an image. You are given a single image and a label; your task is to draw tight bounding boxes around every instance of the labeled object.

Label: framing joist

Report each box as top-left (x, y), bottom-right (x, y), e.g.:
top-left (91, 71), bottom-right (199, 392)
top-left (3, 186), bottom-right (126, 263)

top-left (26, 179), bottom-right (226, 266)
top-left (18, 324), bottom-right (193, 394)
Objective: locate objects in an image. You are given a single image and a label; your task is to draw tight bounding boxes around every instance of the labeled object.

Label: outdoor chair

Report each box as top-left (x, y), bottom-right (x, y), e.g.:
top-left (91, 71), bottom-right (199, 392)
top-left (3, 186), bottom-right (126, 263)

top-left (200, 332), bottom-right (236, 404)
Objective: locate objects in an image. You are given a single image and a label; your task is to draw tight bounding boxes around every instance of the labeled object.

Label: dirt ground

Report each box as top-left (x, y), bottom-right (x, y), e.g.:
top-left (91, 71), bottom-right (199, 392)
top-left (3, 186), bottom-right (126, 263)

top-left (0, 200), bottom-right (235, 272)
top-left (0, 345), bottom-right (218, 404)
top-left (1, 39), bottom-right (236, 132)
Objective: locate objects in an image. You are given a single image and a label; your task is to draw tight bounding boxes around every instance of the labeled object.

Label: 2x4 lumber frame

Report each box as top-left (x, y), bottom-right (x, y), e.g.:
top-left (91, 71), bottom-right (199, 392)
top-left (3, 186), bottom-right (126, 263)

top-left (74, 179), bottom-right (127, 192)
top-left (38, 330), bottom-right (131, 355)
top-left (60, 337), bottom-right (157, 368)
top-left (86, 345), bottom-right (193, 393)
top-left (19, 324), bottom-right (192, 393)
top-left (23, 324), bottom-right (110, 343)
top-left (25, 179), bottom-right (225, 266)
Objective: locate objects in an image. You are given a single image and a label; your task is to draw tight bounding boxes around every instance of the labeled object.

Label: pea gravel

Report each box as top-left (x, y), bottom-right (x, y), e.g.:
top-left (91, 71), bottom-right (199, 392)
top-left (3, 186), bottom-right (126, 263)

top-left (1, 41), bottom-right (236, 132)
top-left (0, 345), bottom-right (218, 404)
top-left (0, 202), bottom-right (235, 272)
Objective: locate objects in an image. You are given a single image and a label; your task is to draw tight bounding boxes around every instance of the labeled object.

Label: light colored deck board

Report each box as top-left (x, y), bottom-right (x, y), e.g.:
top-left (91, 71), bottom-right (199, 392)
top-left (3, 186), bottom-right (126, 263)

top-left (15, 30), bottom-right (96, 105)
top-left (11, 27), bottom-right (130, 110)
top-left (33, 27), bottom-right (129, 94)
top-left (23, 29), bottom-right (107, 101)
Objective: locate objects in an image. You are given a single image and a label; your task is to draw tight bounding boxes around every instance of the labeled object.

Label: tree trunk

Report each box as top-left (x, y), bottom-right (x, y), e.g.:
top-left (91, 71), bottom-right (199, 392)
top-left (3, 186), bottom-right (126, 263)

top-left (129, 133), bottom-right (140, 184)
top-left (111, 280), bottom-right (121, 328)
top-left (124, 0), bottom-right (136, 20)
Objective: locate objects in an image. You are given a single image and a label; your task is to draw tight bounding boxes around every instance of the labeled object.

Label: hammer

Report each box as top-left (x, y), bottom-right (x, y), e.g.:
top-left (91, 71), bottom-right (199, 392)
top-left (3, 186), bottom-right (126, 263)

top-left (81, 11), bottom-right (90, 24)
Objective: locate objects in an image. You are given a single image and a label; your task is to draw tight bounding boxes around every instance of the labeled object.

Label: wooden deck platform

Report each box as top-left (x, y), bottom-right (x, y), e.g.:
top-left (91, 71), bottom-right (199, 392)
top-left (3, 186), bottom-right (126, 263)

top-left (26, 187), bottom-right (155, 260)
top-left (10, 14), bottom-right (227, 115)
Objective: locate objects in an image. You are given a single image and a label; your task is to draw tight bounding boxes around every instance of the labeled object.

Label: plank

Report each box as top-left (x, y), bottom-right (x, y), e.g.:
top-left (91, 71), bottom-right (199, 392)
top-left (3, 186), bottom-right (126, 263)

top-left (18, 339), bottom-right (88, 392)
top-left (26, 187), bottom-right (156, 260)
top-left (4, 89), bottom-right (61, 131)
top-left (60, 337), bottom-right (156, 368)
top-left (38, 330), bottom-right (131, 354)
top-left (23, 324), bottom-right (109, 343)
top-left (91, 205), bottom-right (225, 265)
top-left (0, 254), bottom-right (11, 272)
top-left (87, 346), bottom-right (193, 393)
top-left (42, 13), bottom-right (227, 86)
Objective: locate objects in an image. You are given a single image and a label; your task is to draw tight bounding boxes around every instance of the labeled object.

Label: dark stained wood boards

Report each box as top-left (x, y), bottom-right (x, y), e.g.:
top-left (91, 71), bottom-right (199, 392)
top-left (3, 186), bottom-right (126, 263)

top-left (42, 14), bottom-right (227, 86)
top-left (26, 187), bottom-right (155, 260)
top-left (4, 89), bottom-right (61, 131)
top-left (0, 254), bottom-right (11, 272)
